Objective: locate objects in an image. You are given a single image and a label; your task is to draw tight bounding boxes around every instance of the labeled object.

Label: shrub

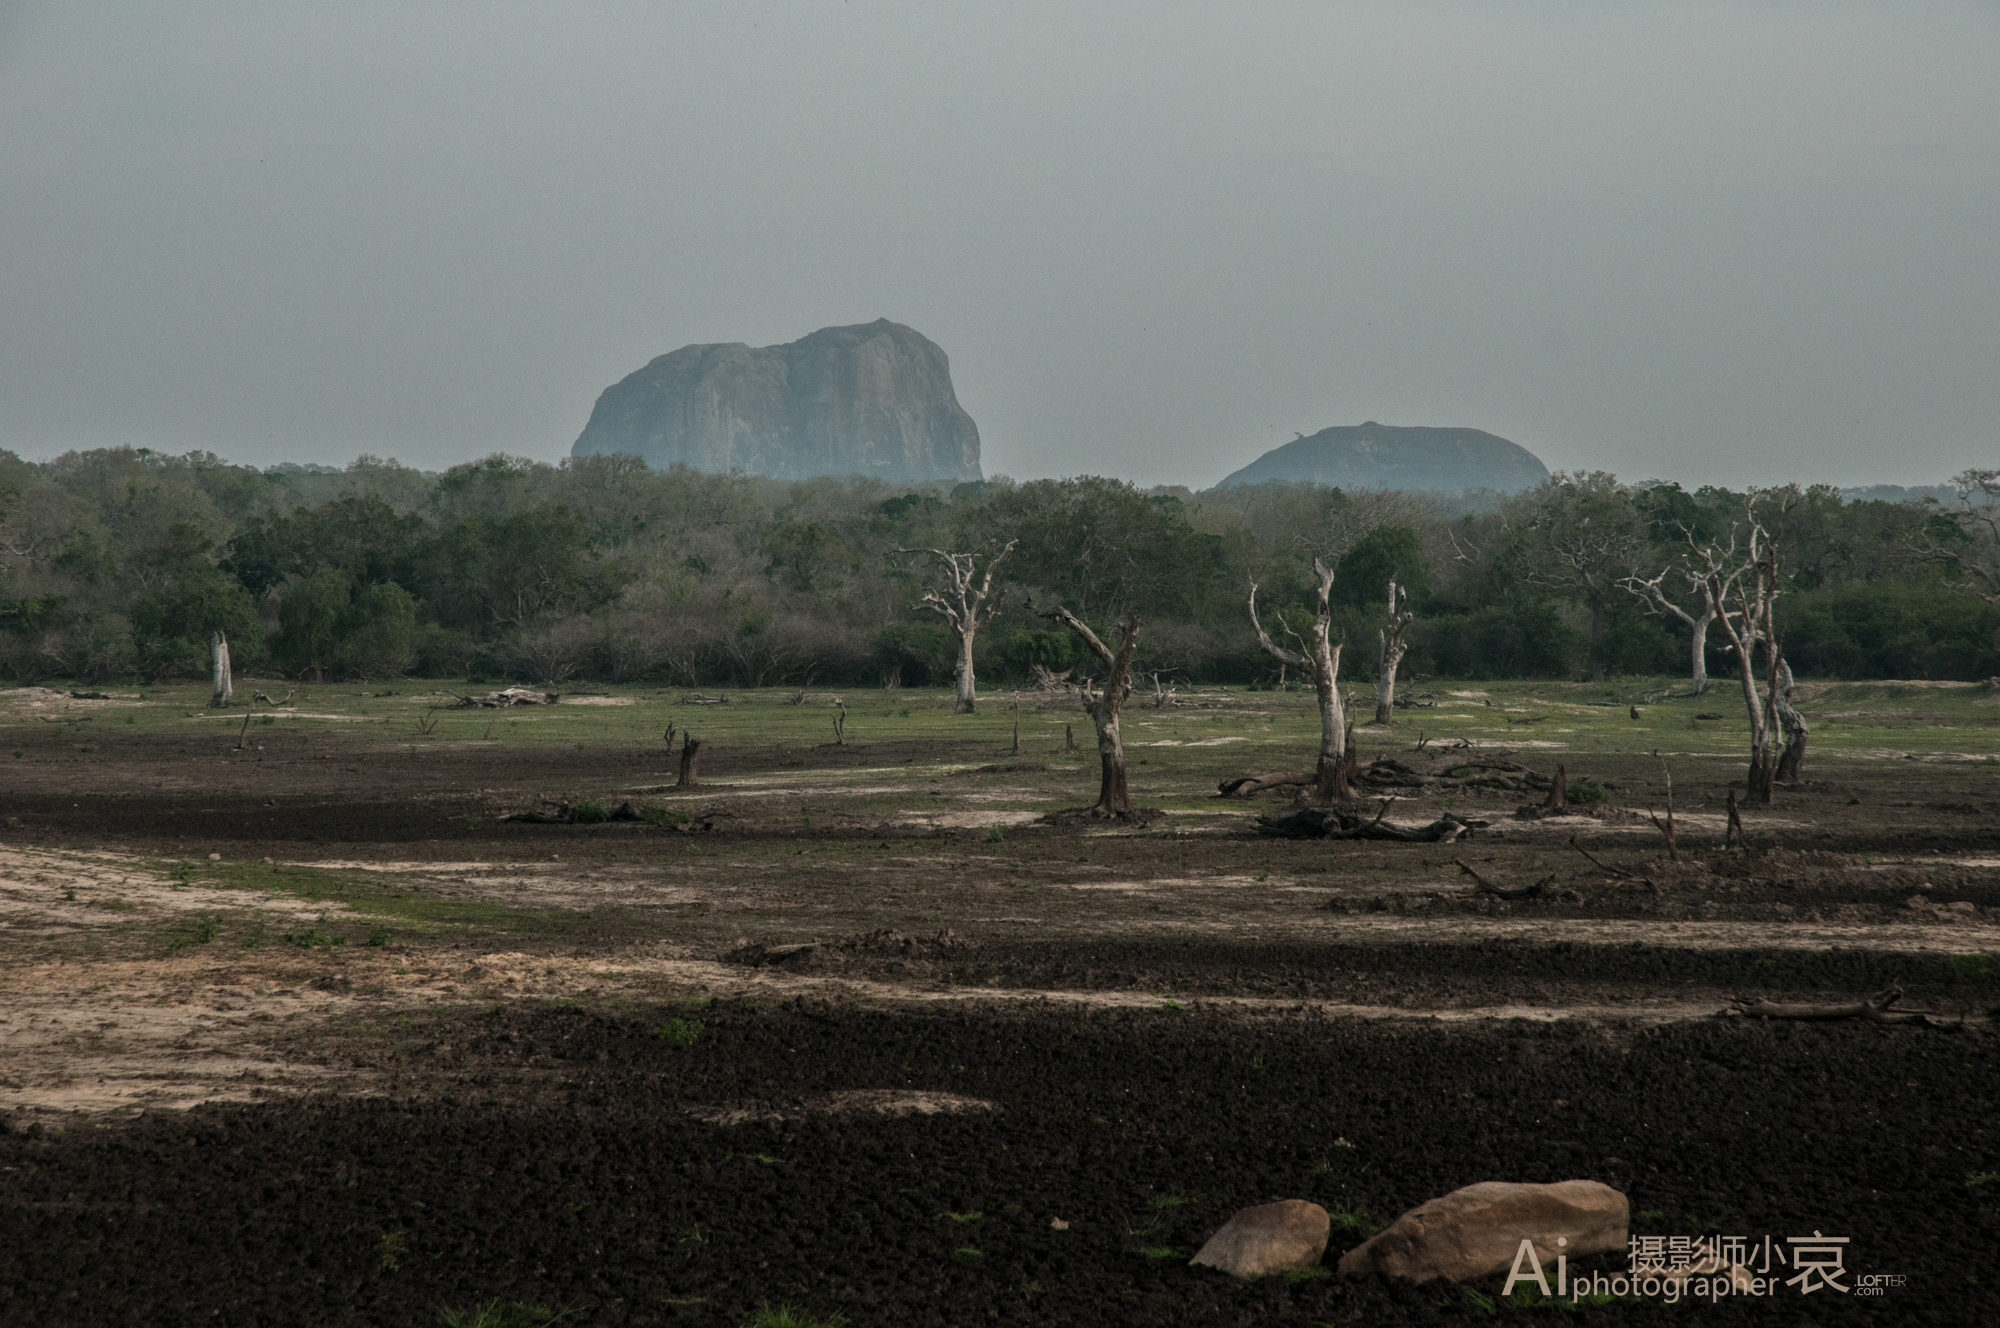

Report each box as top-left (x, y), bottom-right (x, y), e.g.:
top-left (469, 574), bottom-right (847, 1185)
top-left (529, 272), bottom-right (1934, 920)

top-left (1567, 777), bottom-right (1607, 805)
top-left (656, 1017), bottom-right (704, 1046)
top-left (570, 800), bottom-right (609, 824)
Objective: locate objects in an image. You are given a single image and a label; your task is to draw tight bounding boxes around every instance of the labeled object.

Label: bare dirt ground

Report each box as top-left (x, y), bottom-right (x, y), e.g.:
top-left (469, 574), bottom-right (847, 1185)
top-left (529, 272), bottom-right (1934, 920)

top-left (2, 679), bottom-right (1997, 1324)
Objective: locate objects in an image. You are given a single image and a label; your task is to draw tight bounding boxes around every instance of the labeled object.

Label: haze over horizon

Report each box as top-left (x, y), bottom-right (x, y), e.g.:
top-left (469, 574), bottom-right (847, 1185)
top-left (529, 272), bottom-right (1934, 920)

top-left (3, 2), bottom-right (1996, 492)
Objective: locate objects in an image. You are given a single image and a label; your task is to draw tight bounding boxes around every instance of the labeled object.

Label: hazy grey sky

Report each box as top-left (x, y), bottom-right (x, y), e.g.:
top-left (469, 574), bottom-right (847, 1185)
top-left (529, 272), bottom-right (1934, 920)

top-left (3, 2), bottom-right (1996, 489)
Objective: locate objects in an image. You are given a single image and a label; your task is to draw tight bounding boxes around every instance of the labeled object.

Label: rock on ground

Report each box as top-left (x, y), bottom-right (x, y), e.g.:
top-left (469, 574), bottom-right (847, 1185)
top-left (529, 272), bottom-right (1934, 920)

top-left (1336, 1180), bottom-right (1628, 1283)
top-left (1189, 1199), bottom-right (1330, 1277)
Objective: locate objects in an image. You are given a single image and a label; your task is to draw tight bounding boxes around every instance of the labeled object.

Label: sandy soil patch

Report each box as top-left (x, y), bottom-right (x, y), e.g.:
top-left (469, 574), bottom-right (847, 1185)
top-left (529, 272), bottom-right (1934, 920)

top-left (889, 809), bottom-right (1046, 829)
top-left (0, 687), bottom-right (148, 711)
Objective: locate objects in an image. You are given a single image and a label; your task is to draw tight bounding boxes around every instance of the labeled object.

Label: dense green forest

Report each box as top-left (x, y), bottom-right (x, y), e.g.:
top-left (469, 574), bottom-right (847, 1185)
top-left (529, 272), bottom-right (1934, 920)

top-left (1, 447), bottom-right (1995, 690)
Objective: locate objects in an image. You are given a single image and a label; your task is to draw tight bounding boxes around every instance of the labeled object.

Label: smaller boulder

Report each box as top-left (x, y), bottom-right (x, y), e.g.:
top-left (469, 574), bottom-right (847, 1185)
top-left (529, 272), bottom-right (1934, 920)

top-left (1337, 1180), bottom-right (1627, 1283)
top-left (1190, 1200), bottom-right (1329, 1277)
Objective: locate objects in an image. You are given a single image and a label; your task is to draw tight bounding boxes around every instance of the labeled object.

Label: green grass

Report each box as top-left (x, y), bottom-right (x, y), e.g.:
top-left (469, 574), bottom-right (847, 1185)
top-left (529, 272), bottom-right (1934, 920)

top-left (1948, 953), bottom-right (1993, 982)
top-left (437, 1302), bottom-right (570, 1328)
top-left (740, 1307), bottom-right (847, 1328)
top-left (655, 1017), bottom-right (704, 1046)
top-left (1326, 1205), bottom-right (1385, 1236)
top-left (175, 858), bottom-right (538, 939)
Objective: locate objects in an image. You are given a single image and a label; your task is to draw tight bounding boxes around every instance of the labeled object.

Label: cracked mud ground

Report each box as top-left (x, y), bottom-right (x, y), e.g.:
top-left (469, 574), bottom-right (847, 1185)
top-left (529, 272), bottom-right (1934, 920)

top-left (2, 681), bottom-right (1997, 1324)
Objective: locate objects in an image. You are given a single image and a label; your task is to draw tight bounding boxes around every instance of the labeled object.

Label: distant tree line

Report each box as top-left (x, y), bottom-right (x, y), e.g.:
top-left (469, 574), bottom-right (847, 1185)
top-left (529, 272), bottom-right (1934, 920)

top-left (1, 446), bottom-right (1995, 690)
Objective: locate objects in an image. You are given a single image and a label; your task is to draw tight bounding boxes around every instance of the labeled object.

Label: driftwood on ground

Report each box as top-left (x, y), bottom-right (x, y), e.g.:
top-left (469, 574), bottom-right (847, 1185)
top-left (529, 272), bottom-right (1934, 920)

top-left (1256, 805), bottom-right (1485, 842)
top-left (1728, 986), bottom-right (1960, 1027)
top-left (1222, 753), bottom-right (1556, 800)
top-left (450, 688), bottom-right (559, 709)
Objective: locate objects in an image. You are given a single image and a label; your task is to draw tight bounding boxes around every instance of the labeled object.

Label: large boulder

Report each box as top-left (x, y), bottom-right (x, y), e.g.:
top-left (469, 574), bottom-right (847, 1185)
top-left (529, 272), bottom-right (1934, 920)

top-left (1336, 1180), bottom-right (1628, 1283)
top-left (571, 319), bottom-right (981, 483)
top-left (1189, 1199), bottom-right (1330, 1277)
top-left (1215, 422), bottom-right (1550, 493)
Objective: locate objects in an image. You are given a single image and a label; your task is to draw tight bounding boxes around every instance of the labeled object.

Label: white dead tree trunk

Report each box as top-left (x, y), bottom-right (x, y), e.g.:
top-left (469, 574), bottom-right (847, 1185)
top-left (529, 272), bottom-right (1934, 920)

top-left (1698, 505), bottom-right (1789, 805)
top-left (209, 631), bottom-right (233, 708)
top-left (899, 539), bottom-right (1018, 714)
top-left (1248, 558), bottom-right (1354, 801)
top-left (1374, 577), bottom-right (1413, 725)
top-left (1038, 606), bottom-right (1140, 815)
top-left (1619, 564), bottom-right (1719, 697)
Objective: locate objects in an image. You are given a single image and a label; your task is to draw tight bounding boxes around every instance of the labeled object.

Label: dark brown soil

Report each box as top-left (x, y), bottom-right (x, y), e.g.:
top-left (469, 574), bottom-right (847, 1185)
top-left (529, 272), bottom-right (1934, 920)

top-left (6, 718), bottom-right (1999, 1325)
top-left (2, 1000), bottom-right (1994, 1326)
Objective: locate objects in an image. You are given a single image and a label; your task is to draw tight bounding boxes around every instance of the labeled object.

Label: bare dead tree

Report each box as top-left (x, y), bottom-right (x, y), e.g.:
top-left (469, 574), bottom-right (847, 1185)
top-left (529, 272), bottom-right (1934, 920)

top-left (1248, 558), bottom-right (1354, 801)
top-left (1619, 561), bottom-right (1722, 697)
top-left (1374, 577), bottom-right (1413, 725)
top-left (899, 539), bottom-right (1018, 714)
top-left (1700, 500), bottom-right (1791, 804)
top-left (209, 631), bottom-right (233, 708)
top-left (1038, 605), bottom-right (1140, 816)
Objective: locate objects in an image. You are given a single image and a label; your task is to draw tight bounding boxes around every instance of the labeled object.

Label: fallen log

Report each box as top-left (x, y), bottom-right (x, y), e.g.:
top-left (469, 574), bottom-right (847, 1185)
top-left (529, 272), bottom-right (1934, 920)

top-left (1728, 985), bottom-right (1954, 1026)
top-left (1218, 771), bottom-right (1314, 797)
top-left (451, 688), bottom-right (559, 709)
top-left (1256, 807), bottom-right (1485, 842)
top-left (501, 800), bottom-right (573, 824)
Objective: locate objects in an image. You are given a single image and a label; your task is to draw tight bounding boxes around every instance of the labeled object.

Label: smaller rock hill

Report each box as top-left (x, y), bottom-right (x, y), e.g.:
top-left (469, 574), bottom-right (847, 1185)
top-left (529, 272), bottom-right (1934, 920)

top-left (1215, 422), bottom-right (1550, 493)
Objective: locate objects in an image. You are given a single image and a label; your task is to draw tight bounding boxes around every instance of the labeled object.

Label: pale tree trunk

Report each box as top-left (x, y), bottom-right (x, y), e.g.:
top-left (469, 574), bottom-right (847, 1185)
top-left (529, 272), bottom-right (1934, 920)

top-left (1374, 576), bottom-right (1413, 725)
top-left (1727, 639), bottom-right (1775, 803)
top-left (1249, 558), bottom-right (1353, 800)
top-left (1773, 655), bottom-right (1809, 783)
top-left (901, 540), bottom-right (1018, 715)
top-left (1687, 611), bottom-right (1711, 698)
top-left (1039, 606), bottom-right (1140, 815)
top-left (210, 631), bottom-right (233, 708)
top-left (953, 629), bottom-right (977, 713)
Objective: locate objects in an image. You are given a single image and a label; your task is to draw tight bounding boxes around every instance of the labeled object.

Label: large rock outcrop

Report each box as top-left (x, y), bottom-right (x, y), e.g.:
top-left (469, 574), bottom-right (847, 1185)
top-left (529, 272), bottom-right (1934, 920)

top-left (1215, 422), bottom-right (1549, 493)
top-left (571, 320), bottom-right (981, 483)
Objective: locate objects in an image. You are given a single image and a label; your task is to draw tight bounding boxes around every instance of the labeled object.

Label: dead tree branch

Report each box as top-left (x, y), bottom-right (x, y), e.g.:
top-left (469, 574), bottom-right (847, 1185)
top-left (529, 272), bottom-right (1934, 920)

top-left (1566, 835), bottom-right (1637, 879)
top-left (1454, 859), bottom-right (1551, 900)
